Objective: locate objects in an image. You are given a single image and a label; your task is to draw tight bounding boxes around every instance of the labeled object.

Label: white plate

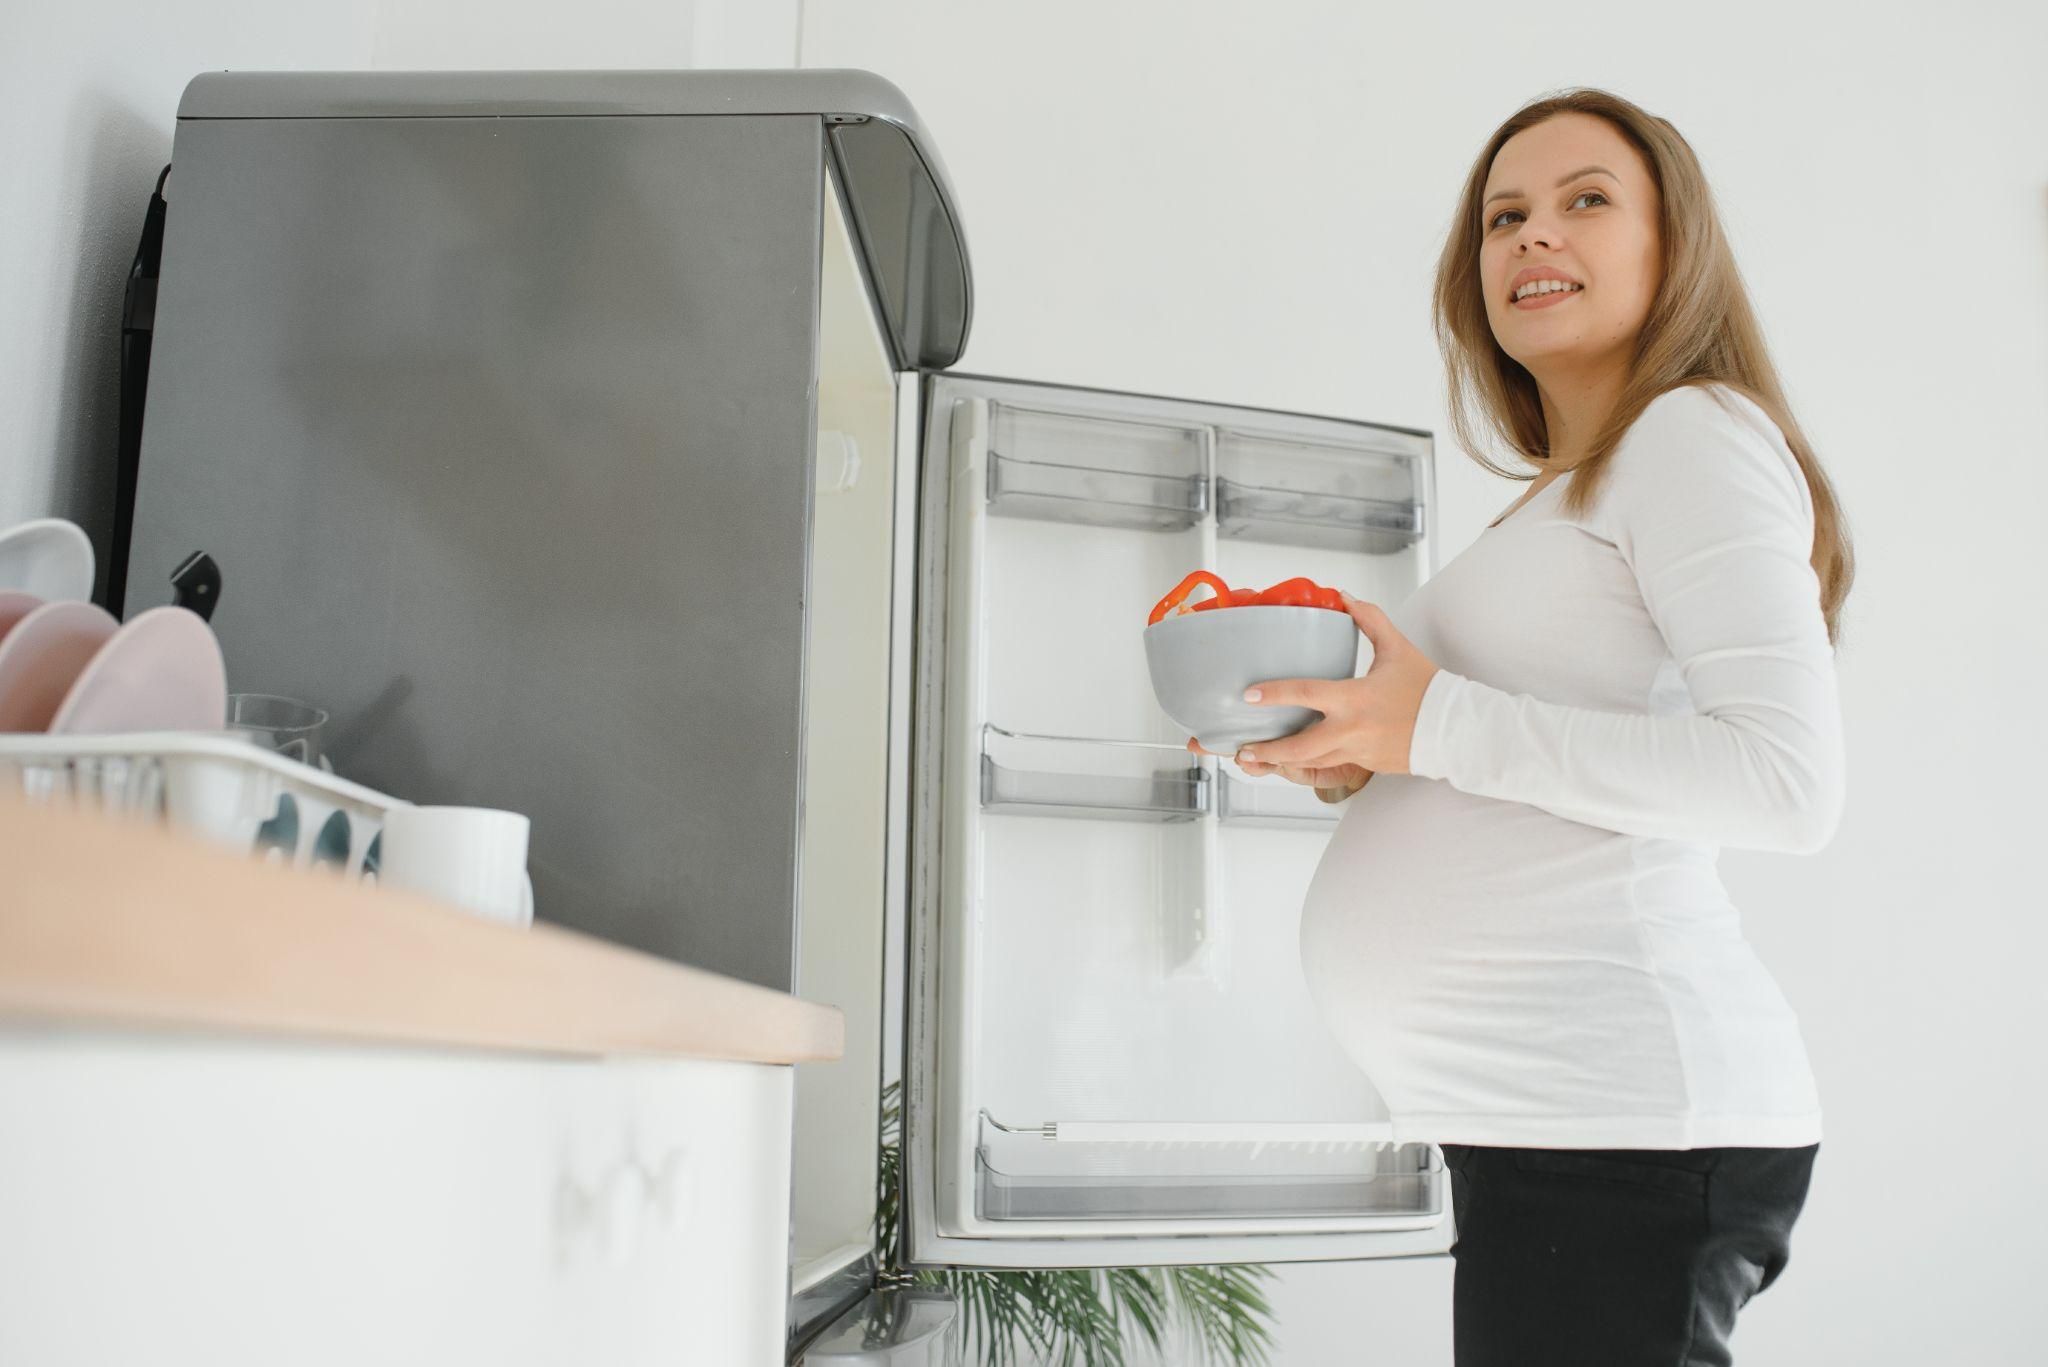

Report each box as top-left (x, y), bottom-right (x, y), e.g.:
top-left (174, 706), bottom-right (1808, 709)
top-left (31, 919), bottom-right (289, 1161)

top-left (0, 518), bottom-right (95, 601)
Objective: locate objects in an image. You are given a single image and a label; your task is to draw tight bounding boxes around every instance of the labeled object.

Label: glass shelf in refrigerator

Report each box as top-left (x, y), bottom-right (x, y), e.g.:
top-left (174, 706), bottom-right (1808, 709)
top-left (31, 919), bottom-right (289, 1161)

top-left (975, 1112), bottom-right (1443, 1223)
top-left (984, 401), bottom-right (1207, 531)
top-left (1214, 427), bottom-right (1425, 554)
top-left (979, 724), bottom-right (1208, 823)
top-left (1217, 773), bottom-right (1344, 827)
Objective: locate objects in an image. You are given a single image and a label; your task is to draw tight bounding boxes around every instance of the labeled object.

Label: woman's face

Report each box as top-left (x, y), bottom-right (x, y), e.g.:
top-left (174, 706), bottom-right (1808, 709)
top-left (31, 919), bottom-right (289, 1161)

top-left (1479, 112), bottom-right (1663, 381)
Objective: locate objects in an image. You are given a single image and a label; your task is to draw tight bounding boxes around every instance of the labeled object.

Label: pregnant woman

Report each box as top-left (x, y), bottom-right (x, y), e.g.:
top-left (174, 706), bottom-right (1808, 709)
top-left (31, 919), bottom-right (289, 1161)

top-left (1195, 89), bottom-right (1853, 1365)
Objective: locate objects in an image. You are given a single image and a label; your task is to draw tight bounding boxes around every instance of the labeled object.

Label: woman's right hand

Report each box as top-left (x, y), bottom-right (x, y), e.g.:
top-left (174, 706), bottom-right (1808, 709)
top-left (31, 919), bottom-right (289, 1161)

top-left (1186, 737), bottom-right (1373, 795)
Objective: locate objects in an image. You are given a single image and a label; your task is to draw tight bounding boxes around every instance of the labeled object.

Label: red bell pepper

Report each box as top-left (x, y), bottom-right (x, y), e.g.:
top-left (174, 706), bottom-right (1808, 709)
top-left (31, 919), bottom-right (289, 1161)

top-left (1146, 570), bottom-right (1232, 625)
top-left (1146, 570), bottom-right (1348, 625)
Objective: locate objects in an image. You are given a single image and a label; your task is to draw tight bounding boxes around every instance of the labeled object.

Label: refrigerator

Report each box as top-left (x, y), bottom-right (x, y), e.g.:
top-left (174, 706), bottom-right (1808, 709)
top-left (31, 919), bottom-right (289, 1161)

top-left (118, 69), bottom-right (1452, 1362)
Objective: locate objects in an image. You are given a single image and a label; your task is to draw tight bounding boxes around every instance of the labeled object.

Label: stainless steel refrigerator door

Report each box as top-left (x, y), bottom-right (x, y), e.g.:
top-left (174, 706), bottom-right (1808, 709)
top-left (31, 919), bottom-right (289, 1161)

top-left (126, 106), bottom-right (825, 994)
top-left (899, 372), bottom-right (1456, 1268)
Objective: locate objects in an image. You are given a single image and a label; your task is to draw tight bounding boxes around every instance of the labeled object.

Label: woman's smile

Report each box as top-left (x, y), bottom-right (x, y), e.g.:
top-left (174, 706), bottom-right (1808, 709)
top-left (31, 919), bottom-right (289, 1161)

top-left (1510, 285), bottom-right (1583, 311)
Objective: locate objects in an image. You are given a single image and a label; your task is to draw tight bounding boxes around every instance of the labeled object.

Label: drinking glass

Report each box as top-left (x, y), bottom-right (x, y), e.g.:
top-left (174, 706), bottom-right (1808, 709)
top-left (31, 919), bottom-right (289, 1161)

top-left (226, 692), bottom-right (329, 766)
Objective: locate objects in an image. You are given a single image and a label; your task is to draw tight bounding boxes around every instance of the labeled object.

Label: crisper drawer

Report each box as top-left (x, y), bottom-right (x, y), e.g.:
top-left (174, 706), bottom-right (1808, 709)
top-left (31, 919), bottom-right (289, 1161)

top-left (904, 373), bottom-right (1450, 1269)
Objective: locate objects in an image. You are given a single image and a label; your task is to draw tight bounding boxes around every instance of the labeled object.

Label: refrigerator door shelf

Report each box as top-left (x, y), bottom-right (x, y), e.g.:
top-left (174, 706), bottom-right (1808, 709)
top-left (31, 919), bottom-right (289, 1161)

top-left (980, 724), bottom-right (1208, 822)
top-left (974, 1111), bottom-right (1442, 1229)
top-left (978, 725), bottom-right (1347, 829)
top-left (985, 397), bottom-right (1208, 531)
top-left (1215, 477), bottom-right (1424, 554)
top-left (980, 397), bottom-right (1427, 554)
top-left (987, 449), bottom-right (1207, 531)
top-left (1214, 426), bottom-right (1427, 554)
top-left (1216, 770), bottom-right (1345, 826)
top-left (908, 373), bottom-right (1450, 1267)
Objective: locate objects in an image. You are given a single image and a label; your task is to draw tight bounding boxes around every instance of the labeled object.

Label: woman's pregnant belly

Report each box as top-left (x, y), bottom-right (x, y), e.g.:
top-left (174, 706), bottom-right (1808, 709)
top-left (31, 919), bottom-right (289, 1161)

top-left (1297, 771), bottom-right (1700, 1123)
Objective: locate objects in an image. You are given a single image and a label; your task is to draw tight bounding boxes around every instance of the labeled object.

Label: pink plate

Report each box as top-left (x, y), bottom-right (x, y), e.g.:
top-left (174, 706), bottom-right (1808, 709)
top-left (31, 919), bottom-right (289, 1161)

top-left (49, 606), bottom-right (228, 735)
top-left (0, 600), bottom-right (120, 732)
top-left (0, 591), bottom-right (42, 646)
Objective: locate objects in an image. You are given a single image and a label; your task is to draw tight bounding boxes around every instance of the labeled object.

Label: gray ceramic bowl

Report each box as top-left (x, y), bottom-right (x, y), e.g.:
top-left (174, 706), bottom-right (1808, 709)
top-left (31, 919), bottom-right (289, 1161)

top-left (1143, 605), bottom-right (1362, 754)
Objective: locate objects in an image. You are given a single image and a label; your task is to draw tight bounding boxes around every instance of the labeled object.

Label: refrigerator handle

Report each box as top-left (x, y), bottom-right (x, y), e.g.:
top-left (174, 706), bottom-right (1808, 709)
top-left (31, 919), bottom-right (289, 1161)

top-left (109, 163), bottom-right (171, 618)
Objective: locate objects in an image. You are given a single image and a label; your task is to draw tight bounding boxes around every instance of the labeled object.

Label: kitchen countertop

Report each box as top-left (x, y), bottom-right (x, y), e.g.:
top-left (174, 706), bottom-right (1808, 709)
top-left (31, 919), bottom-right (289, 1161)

top-left (0, 794), bottom-right (843, 1066)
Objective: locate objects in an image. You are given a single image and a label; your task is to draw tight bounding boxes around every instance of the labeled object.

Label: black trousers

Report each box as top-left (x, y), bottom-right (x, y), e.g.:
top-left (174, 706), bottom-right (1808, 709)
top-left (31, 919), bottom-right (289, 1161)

top-left (1438, 1141), bottom-right (1819, 1367)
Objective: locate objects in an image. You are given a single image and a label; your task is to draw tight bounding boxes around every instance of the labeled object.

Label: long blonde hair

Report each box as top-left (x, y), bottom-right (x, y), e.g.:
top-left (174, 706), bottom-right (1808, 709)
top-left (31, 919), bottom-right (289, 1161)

top-left (1432, 88), bottom-right (1854, 645)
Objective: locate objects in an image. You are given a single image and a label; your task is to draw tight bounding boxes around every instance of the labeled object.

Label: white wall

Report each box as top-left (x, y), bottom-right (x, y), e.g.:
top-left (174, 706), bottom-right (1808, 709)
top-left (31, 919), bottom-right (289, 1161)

top-left (0, 0), bottom-right (799, 598)
top-left (797, 2), bottom-right (2048, 1365)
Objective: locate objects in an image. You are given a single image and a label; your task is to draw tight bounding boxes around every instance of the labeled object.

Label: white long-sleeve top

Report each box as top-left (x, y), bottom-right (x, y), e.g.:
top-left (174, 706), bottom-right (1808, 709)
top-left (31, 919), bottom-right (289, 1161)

top-left (1298, 382), bottom-right (1844, 1149)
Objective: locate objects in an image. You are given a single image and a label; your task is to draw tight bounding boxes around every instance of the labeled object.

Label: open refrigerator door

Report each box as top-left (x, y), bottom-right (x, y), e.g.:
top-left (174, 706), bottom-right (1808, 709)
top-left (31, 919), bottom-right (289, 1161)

top-left (902, 373), bottom-right (1455, 1268)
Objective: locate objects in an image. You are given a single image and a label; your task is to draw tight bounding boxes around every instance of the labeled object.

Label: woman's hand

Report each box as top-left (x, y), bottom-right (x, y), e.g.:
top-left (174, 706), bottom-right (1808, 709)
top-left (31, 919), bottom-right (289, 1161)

top-left (1187, 734), bottom-right (1372, 793)
top-left (1187, 591), bottom-right (1441, 778)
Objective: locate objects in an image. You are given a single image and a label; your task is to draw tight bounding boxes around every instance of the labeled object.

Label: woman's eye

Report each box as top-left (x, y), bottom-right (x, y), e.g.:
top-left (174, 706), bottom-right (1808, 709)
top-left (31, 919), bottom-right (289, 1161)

top-left (1487, 190), bottom-right (1608, 230)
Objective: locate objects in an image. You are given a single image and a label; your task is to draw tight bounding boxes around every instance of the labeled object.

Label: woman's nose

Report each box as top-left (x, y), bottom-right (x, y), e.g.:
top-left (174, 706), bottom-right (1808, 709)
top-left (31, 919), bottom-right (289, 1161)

top-left (1516, 217), bottom-right (1558, 251)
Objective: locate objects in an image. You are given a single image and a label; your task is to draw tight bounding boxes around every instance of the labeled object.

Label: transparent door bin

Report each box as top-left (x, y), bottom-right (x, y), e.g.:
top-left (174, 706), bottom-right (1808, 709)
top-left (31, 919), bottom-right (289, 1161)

top-left (978, 728), bottom-right (1362, 828)
top-left (984, 401), bottom-right (1206, 532)
top-left (974, 1112), bottom-right (1442, 1223)
top-left (1217, 772), bottom-right (1344, 827)
top-left (1215, 427), bottom-right (1425, 554)
top-left (1215, 479), bottom-right (1423, 554)
top-left (980, 724), bottom-right (1209, 823)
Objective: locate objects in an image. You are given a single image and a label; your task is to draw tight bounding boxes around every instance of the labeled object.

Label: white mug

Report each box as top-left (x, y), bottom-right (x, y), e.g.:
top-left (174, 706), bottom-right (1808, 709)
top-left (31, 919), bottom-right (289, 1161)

top-left (377, 804), bottom-right (534, 927)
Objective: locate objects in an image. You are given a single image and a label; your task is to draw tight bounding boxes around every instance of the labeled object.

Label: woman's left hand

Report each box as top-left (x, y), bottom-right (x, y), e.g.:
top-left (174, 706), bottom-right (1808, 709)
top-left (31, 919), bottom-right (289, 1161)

top-left (1233, 592), bottom-right (1441, 776)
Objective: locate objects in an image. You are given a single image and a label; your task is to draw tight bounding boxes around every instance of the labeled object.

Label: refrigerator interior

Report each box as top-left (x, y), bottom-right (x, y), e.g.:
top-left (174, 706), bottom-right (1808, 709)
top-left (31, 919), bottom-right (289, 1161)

top-left (907, 374), bottom-right (1456, 1266)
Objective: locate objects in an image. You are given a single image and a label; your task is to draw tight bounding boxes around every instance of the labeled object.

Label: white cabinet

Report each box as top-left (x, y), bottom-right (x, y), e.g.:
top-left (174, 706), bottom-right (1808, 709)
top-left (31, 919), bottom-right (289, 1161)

top-left (0, 1025), bottom-right (793, 1367)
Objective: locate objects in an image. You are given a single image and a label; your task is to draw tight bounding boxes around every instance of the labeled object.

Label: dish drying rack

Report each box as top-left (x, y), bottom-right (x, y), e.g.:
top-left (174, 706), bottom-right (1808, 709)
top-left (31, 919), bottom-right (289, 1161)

top-left (0, 732), bottom-right (406, 881)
